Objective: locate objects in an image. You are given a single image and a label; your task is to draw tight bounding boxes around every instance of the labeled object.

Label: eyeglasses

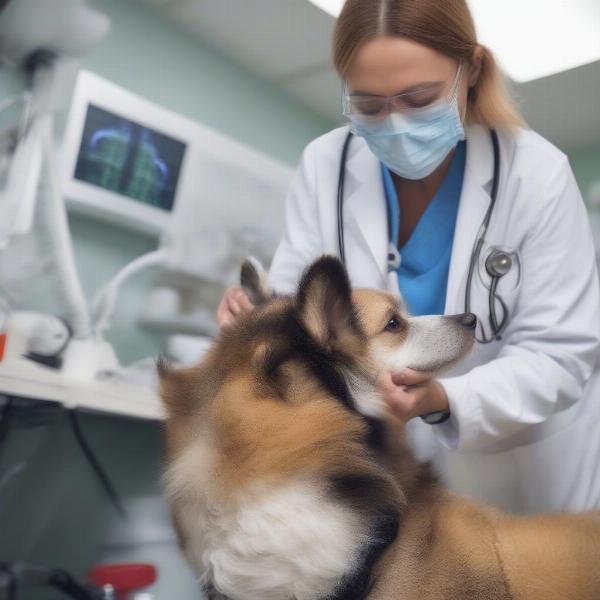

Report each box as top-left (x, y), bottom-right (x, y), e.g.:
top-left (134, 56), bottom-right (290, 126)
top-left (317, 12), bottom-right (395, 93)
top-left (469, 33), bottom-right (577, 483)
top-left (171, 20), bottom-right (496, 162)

top-left (342, 62), bottom-right (464, 122)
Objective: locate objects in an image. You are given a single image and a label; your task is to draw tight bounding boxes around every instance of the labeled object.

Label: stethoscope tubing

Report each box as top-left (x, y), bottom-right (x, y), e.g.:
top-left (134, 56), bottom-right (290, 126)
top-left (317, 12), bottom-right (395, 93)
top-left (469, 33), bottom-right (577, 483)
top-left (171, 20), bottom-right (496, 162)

top-left (337, 130), bottom-right (354, 265)
top-left (336, 127), bottom-right (509, 343)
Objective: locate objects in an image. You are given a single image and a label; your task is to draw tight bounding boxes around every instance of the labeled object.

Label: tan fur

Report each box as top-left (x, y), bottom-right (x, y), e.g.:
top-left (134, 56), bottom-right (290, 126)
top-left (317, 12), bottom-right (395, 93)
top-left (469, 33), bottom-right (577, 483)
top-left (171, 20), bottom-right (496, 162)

top-left (370, 494), bottom-right (600, 599)
top-left (160, 259), bottom-right (600, 600)
top-left (161, 303), bottom-right (401, 506)
top-left (213, 373), bottom-right (375, 494)
top-left (353, 289), bottom-right (409, 351)
top-left (353, 289), bottom-right (406, 334)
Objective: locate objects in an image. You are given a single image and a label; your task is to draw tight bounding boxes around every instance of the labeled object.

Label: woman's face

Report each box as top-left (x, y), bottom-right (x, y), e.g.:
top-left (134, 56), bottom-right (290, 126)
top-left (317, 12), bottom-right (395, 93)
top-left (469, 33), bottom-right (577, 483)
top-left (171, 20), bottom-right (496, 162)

top-left (344, 36), bottom-right (478, 121)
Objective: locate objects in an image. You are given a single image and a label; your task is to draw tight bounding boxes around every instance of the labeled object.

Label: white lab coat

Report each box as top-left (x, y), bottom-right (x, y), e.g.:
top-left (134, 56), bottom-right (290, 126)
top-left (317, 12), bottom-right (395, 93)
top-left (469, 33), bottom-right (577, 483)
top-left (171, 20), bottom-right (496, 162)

top-left (269, 124), bottom-right (600, 513)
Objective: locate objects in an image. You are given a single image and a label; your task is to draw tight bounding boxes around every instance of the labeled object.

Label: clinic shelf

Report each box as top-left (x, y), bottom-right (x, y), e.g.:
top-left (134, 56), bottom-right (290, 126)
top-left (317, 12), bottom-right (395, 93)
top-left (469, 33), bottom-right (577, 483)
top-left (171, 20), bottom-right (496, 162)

top-left (0, 358), bottom-right (164, 420)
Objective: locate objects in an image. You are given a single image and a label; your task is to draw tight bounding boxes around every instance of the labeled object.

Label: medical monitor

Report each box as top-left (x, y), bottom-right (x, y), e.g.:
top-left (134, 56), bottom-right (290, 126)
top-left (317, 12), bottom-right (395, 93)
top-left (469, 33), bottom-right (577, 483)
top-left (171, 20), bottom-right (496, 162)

top-left (73, 104), bottom-right (185, 213)
top-left (62, 70), bottom-right (192, 234)
top-left (62, 70), bottom-right (293, 245)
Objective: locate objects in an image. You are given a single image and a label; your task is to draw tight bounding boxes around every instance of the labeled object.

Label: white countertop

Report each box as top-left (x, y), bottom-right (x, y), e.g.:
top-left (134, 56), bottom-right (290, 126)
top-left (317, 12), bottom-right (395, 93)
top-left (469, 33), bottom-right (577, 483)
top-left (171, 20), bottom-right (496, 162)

top-left (0, 357), bottom-right (165, 420)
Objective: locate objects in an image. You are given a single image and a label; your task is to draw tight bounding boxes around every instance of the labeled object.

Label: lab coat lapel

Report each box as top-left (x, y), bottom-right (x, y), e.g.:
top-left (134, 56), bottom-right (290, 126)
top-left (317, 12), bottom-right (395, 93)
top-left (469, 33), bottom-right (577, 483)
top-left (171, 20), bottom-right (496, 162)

top-left (444, 125), bottom-right (495, 315)
top-left (342, 136), bottom-right (389, 282)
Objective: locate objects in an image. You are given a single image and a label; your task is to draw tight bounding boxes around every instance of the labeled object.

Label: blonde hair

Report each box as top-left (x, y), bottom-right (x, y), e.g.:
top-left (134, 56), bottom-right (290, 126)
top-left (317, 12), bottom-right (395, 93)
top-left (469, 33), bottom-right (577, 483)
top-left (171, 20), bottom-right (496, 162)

top-left (333, 0), bottom-right (525, 130)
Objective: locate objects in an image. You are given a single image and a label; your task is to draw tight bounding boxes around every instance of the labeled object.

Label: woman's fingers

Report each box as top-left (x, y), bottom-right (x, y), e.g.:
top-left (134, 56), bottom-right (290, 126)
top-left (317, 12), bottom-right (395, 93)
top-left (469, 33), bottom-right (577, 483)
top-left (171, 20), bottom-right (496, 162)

top-left (216, 297), bottom-right (232, 327)
top-left (379, 370), bottom-right (448, 423)
top-left (235, 290), bottom-right (254, 312)
top-left (216, 288), bottom-right (255, 327)
top-left (228, 295), bottom-right (242, 316)
top-left (391, 367), bottom-right (435, 386)
top-left (379, 371), bottom-right (412, 419)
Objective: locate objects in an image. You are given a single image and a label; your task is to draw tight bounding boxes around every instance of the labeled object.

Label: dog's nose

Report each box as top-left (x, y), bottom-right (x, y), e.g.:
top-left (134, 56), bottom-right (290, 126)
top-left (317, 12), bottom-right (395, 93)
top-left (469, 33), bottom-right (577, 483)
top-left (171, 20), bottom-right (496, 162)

top-left (455, 312), bottom-right (477, 330)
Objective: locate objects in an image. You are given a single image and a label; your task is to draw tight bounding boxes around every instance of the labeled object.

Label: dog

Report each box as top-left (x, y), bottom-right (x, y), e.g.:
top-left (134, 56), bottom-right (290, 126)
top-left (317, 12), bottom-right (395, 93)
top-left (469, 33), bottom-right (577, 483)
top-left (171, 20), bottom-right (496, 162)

top-left (159, 256), bottom-right (600, 600)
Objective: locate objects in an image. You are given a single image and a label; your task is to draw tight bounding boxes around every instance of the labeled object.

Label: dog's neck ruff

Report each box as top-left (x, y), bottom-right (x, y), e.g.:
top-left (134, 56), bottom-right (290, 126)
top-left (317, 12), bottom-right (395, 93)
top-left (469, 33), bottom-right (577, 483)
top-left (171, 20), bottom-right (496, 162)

top-left (194, 314), bottom-right (399, 600)
top-left (285, 315), bottom-right (398, 599)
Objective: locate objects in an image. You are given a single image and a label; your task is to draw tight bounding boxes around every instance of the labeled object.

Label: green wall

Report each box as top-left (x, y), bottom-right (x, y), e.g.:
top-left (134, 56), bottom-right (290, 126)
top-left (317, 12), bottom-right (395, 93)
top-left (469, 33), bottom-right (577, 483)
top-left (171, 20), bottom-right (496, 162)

top-left (0, 66), bottom-right (24, 95)
top-left (85, 0), bottom-right (333, 165)
top-left (569, 142), bottom-right (600, 202)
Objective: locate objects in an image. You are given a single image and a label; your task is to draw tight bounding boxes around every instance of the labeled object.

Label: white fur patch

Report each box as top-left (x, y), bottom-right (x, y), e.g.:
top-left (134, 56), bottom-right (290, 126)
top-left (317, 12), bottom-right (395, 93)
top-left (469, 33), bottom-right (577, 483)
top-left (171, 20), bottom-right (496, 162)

top-left (165, 443), bottom-right (370, 600)
top-left (344, 370), bottom-right (388, 419)
top-left (374, 315), bottom-right (473, 374)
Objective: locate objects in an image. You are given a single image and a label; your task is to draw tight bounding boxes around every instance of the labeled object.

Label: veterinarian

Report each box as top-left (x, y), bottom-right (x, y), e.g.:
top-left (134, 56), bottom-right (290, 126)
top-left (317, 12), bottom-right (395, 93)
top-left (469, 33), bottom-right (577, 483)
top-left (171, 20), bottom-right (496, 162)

top-left (217, 0), bottom-right (600, 513)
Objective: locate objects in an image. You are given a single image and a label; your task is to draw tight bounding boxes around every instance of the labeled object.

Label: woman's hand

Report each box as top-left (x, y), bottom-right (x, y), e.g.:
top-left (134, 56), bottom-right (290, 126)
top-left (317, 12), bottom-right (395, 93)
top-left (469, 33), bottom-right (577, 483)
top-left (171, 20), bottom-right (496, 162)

top-left (216, 287), bottom-right (254, 328)
top-left (379, 368), bottom-right (449, 424)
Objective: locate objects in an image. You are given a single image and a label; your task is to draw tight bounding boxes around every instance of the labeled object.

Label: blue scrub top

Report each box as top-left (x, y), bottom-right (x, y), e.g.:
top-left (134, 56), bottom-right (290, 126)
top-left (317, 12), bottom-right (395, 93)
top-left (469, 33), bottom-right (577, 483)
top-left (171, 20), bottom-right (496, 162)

top-left (381, 141), bottom-right (466, 316)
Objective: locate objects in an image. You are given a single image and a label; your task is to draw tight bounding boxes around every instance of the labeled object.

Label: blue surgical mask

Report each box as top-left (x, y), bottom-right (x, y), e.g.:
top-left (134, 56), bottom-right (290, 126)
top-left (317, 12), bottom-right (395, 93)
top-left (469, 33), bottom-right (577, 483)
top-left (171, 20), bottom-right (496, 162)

top-left (346, 64), bottom-right (465, 180)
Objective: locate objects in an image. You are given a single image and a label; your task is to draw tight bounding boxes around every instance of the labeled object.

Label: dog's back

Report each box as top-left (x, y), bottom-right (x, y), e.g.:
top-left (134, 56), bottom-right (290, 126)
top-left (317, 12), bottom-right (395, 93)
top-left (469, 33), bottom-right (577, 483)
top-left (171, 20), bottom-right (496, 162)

top-left (496, 511), bottom-right (600, 599)
top-left (371, 493), bottom-right (600, 600)
top-left (160, 257), bottom-right (600, 600)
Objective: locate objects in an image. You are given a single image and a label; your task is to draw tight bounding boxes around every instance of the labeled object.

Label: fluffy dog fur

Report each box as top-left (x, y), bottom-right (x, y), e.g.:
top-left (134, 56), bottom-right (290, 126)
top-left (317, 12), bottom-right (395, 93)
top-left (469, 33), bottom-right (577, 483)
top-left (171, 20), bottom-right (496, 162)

top-left (160, 256), bottom-right (600, 600)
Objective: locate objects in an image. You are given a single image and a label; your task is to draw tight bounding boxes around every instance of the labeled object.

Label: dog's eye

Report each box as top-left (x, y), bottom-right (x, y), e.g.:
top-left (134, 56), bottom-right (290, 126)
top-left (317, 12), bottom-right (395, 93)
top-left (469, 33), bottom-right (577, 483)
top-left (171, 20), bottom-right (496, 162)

top-left (385, 317), bottom-right (402, 332)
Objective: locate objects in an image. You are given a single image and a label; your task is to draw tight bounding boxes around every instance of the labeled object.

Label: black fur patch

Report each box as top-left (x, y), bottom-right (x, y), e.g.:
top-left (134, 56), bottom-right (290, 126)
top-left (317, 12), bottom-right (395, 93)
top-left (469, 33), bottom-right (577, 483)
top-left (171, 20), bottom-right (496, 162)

top-left (363, 416), bottom-right (387, 454)
top-left (325, 507), bottom-right (400, 600)
top-left (330, 472), bottom-right (397, 511)
top-left (258, 311), bottom-right (357, 411)
top-left (203, 583), bottom-right (231, 600)
top-left (252, 308), bottom-right (389, 460)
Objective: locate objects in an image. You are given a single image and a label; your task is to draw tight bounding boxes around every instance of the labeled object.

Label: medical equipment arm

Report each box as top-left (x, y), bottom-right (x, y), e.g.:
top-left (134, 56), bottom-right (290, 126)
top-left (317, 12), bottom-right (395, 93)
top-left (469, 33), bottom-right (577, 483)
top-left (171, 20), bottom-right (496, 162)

top-left (436, 157), bottom-right (600, 451)
top-left (268, 141), bottom-right (323, 293)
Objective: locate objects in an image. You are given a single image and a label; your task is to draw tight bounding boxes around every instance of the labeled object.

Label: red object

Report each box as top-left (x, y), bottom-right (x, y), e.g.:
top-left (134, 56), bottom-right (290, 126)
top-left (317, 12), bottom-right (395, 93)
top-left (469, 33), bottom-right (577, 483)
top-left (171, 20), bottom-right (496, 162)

top-left (0, 333), bottom-right (6, 362)
top-left (88, 563), bottom-right (157, 599)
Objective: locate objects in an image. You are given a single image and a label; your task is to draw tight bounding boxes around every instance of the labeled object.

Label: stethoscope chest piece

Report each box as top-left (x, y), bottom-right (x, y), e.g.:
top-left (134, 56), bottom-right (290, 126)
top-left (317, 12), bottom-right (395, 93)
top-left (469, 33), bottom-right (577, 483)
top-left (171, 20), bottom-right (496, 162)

top-left (477, 246), bottom-right (521, 292)
top-left (485, 249), bottom-right (512, 278)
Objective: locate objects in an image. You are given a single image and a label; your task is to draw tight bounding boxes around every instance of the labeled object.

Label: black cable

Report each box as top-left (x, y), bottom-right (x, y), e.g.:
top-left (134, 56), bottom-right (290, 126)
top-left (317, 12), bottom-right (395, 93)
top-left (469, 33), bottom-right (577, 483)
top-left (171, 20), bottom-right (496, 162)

top-left (0, 397), bottom-right (13, 456)
top-left (67, 409), bottom-right (127, 520)
top-left (0, 564), bottom-right (17, 600)
top-left (0, 563), bottom-right (103, 600)
top-left (49, 568), bottom-right (102, 600)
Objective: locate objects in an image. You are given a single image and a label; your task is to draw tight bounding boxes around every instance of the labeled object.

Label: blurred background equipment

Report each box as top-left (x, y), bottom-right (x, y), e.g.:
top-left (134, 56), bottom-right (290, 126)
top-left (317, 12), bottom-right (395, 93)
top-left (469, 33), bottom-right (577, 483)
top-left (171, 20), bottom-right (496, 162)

top-left (63, 69), bottom-right (292, 343)
top-left (61, 70), bottom-right (190, 236)
top-left (0, 0), bottom-right (109, 66)
top-left (0, 560), bottom-right (158, 599)
top-left (0, 0), bottom-right (293, 397)
top-left (0, 0), bottom-right (111, 358)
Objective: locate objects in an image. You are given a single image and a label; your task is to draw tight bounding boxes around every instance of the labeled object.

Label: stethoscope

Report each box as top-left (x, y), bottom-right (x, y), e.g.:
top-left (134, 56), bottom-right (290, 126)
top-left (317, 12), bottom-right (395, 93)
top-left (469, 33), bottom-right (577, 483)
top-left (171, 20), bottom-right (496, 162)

top-left (337, 128), bottom-right (513, 344)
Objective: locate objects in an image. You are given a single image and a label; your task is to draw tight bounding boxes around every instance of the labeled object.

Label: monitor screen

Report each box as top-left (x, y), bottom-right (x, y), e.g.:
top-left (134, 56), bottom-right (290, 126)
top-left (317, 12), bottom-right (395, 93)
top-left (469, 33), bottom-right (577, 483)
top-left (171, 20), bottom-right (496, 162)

top-left (73, 104), bottom-right (187, 212)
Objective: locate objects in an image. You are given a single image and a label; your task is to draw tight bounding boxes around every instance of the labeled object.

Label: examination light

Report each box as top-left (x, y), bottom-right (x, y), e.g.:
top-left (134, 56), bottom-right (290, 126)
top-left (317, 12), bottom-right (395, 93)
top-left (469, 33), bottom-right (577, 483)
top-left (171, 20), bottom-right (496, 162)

top-left (0, 0), bottom-right (110, 65)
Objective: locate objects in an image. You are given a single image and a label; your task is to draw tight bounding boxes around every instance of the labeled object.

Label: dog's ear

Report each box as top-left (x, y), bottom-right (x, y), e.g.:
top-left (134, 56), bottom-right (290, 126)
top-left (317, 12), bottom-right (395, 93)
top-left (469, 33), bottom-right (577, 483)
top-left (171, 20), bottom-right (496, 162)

top-left (157, 356), bottom-right (203, 419)
top-left (296, 256), bottom-right (363, 349)
top-left (241, 256), bottom-right (272, 306)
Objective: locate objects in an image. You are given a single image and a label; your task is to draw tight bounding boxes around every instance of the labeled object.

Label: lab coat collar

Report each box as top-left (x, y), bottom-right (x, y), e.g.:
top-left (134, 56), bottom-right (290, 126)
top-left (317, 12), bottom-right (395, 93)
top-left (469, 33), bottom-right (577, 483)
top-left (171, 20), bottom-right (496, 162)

top-left (342, 124), bottom-right (496, 310)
